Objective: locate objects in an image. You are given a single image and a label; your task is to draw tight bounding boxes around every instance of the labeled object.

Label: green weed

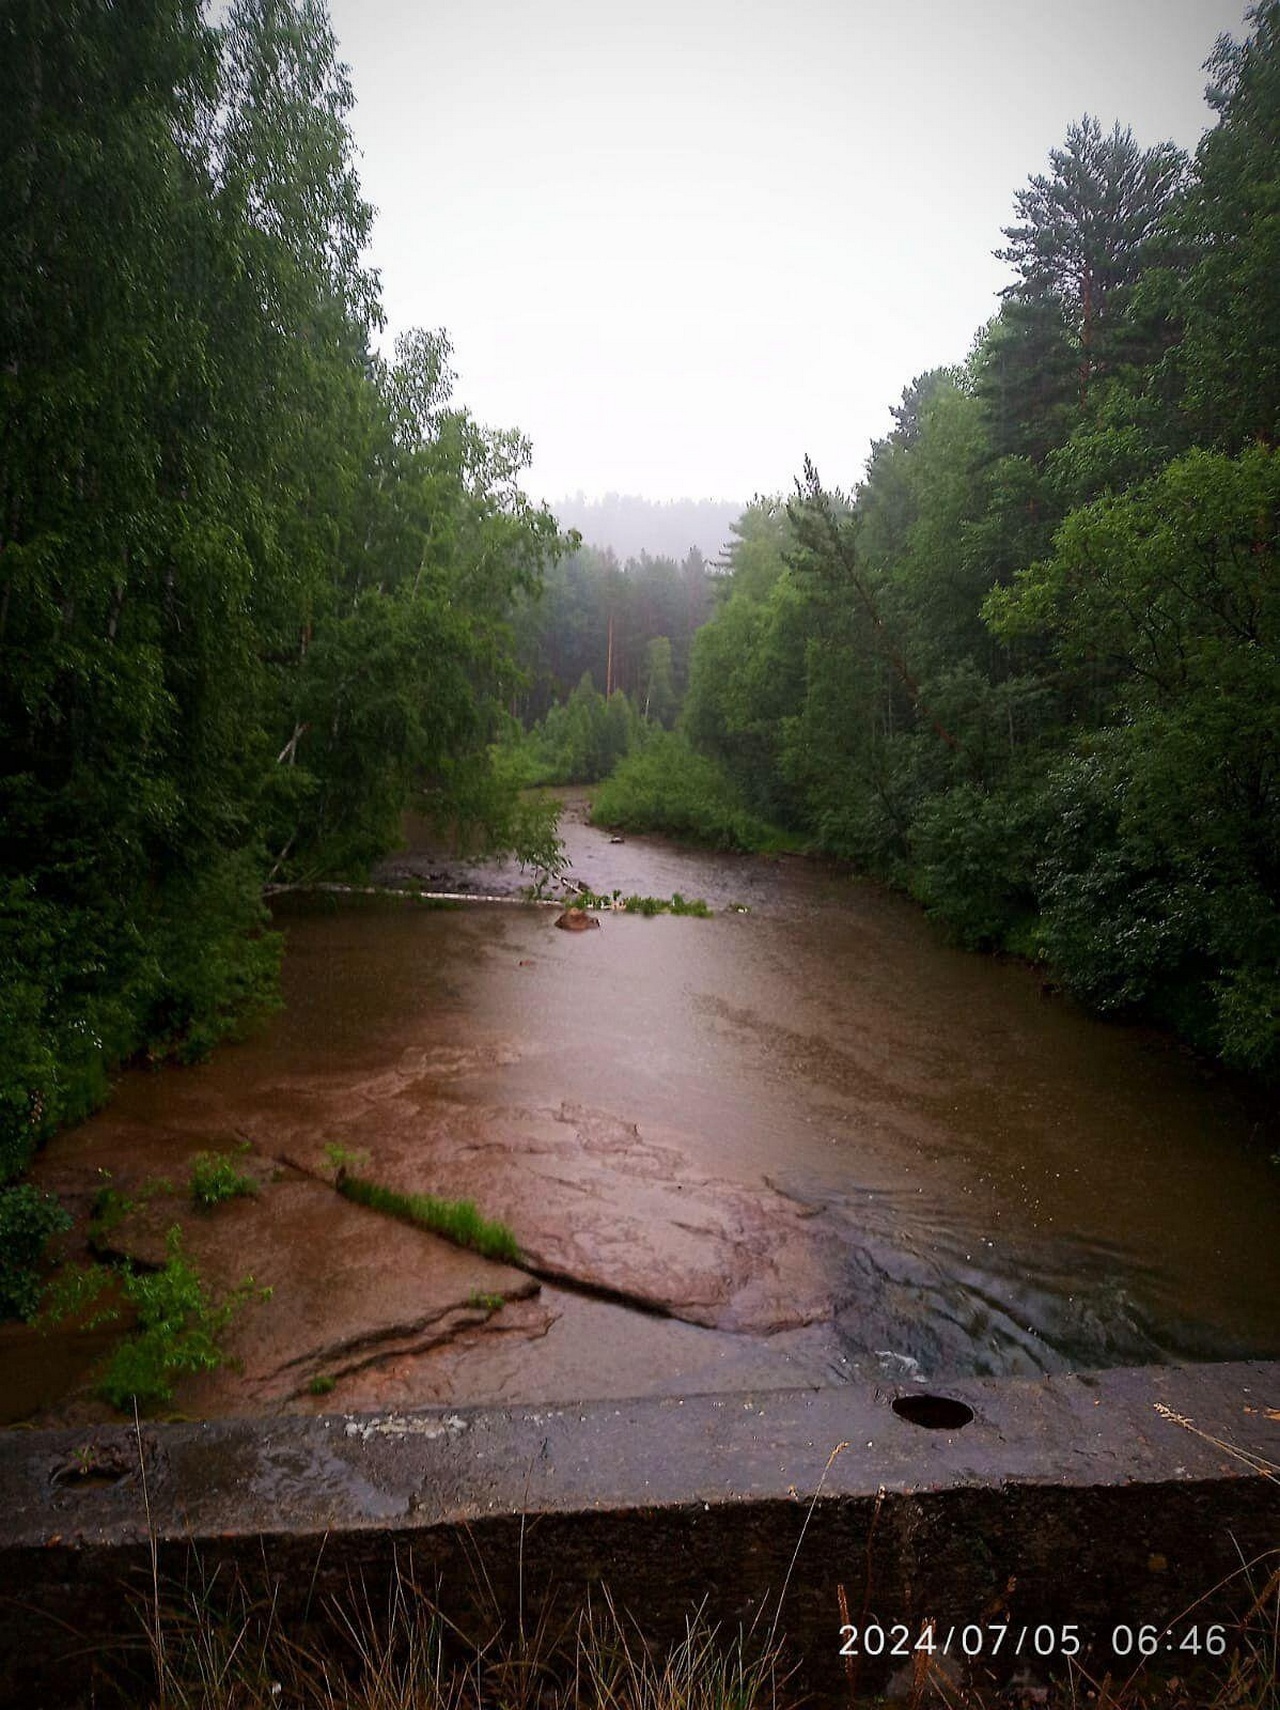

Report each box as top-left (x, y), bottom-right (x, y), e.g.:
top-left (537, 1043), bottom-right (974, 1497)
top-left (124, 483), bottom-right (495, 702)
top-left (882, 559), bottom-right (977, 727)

top-left (47, 1225), bottom-right (269, 1411)
top-left (467, 1290), bottom-right (506, 1311)
top-left (189, 1151), bottom-right (257, 1210)
top-left (336, 1172), bottom-right (521, 1265)
top-left (308, 1372), bottom-right (336, 1396)
top-left (322, 1140), bottom-right (371, 1175)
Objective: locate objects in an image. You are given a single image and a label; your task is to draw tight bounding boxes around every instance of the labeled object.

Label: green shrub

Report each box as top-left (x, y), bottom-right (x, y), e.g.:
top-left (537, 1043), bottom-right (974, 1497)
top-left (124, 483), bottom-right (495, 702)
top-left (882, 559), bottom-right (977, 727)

top-left (0, 1185), bottom-right (71, 1320)
top-left (516, 677), bottom-right (641, 785)
top-left (591, 731), bottom-right (777, 851)
top-left (308, 1372), bottom-right (336, 1396)
top-left (189, 1150), bottom-right (257, 1210)
top-left (47, 1226), bottom-right (268, 1411)
top-left (907, 781), bottom-right (1041, 950)
top-left (100, 1229), bottom-right (267, 1410)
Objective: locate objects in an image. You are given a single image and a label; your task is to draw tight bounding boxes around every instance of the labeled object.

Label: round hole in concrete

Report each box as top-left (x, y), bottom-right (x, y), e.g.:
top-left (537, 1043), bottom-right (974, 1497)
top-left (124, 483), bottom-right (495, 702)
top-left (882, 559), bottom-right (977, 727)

top-left (891, 1393), bottom-right (974, 1431)
top-left (49, 1449), bottom-right (132, 1490)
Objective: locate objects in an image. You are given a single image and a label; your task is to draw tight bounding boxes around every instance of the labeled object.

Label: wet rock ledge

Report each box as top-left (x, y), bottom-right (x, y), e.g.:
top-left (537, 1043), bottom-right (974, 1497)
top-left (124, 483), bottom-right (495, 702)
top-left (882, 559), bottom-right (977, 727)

top-left (0, 1360), bottom-right (1277, 1706)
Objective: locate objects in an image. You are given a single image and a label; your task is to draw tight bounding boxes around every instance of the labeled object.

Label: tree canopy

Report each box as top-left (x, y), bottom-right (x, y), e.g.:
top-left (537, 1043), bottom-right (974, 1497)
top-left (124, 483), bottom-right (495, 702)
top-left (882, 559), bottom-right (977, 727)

top-left (639, 3), bottom-right (1280, 1077)
top-left (0, 0), bottom-right (569, 1180)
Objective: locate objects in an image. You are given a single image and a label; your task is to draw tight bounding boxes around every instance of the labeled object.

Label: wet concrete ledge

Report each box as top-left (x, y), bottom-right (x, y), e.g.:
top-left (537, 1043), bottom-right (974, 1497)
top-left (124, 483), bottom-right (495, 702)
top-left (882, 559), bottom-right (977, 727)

top-left (1, 1360), bottom-right (1277, 1705)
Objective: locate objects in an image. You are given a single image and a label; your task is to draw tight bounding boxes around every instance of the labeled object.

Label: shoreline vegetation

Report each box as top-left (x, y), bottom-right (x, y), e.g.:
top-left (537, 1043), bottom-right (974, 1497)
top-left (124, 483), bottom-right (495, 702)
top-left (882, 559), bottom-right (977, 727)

top-left (0, 0), bottom-right (571, 1306)
top-left (498, 24), bottom-right (1280, 1093)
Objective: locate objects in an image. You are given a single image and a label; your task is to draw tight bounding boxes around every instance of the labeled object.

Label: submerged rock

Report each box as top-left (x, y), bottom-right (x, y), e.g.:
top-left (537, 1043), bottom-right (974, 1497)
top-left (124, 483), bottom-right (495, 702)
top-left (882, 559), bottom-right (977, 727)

top-left (554, 910), bottom-right (599, 932)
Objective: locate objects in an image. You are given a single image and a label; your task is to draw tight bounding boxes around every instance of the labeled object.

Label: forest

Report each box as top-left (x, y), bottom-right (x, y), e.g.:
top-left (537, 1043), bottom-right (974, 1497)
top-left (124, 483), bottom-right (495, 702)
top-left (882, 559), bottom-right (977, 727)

top-left (577, 10), bottom-right (1280, 1084)
top-left (0, 0), bottom-right (571, 1289)
top-left (3, 0), bottom-right (1279, 1318)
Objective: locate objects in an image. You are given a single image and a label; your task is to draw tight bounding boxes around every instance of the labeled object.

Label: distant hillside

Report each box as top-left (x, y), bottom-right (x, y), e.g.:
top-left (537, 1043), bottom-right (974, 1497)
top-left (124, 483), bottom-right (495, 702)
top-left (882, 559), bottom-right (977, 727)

top-left (550, 493), bottom-right (745, 565)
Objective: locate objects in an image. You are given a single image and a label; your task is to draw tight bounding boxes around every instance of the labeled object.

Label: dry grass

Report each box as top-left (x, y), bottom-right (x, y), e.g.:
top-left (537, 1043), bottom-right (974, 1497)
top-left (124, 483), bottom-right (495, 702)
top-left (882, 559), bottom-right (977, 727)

top-left (89, 1544), bottom-right (1278, 1710)
top-left (120, 1555), bottom-right (796, 1710)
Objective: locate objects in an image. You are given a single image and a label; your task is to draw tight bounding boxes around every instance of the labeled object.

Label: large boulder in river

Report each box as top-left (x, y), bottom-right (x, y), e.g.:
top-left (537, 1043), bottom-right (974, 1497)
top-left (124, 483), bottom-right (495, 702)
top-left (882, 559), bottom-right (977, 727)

top-left (555, 909), bottom-right (600, 931)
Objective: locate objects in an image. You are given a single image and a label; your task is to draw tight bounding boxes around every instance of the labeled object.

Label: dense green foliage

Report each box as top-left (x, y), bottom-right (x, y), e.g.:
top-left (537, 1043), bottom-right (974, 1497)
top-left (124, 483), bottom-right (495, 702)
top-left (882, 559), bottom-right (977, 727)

top-left (0, 1185), bottom-right (71, 1319)
top-left (48, 1225), bottom-right (266, 1410)
top-left (508, 674), bottom-right (643, 786)
top-left (0, 0), bottom-right (569, 1202)
top-left (591, 731), bottom-right (778, 852)
top-left (636, 9), bottom-right (1280, 1075)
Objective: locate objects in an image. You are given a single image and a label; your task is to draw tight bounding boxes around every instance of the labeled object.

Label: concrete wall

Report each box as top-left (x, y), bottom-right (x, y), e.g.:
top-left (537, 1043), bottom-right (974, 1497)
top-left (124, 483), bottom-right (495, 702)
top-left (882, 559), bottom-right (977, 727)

top-left (1, 1360), bottom-right (1277, 1706)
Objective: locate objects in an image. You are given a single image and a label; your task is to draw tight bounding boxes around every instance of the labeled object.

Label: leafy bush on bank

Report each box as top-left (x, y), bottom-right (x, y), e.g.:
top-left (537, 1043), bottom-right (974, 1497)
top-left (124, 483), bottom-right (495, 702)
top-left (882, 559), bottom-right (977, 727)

top-left (591, 732), bottom-right (782, 852)
top-left (0, 1185), bottom-right (71, 1320)
top-left (47, 1226), bottom-right (268, 1410)
top-left (505, 676), bottom-right (643, 786)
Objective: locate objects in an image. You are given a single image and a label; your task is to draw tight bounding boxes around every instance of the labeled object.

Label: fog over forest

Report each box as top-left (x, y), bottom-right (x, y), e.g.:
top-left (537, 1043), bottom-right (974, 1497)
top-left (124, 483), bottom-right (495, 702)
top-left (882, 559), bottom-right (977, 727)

top-left (549, 493), bottom-right (745, 566)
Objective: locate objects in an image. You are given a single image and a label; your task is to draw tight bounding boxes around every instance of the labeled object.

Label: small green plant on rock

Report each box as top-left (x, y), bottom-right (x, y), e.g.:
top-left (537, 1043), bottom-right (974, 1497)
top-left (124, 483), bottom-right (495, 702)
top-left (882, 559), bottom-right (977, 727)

top-left (467, 1290), bottom-right (505, 1312)
top-left (308, 1373), bottom-right (336, 1396)
top-left (47, 1226), bottom-right (269, 1412)
top-left (322, 1141), bottom-right (371, 1176)
top-left (189, 1150), bottom-right (257, 1209)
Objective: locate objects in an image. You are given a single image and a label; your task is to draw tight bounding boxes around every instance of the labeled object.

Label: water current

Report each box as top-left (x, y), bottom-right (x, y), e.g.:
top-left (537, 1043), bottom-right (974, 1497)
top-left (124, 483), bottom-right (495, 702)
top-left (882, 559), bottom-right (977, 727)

top-left (15, 791), bottom-right (1280, 1421)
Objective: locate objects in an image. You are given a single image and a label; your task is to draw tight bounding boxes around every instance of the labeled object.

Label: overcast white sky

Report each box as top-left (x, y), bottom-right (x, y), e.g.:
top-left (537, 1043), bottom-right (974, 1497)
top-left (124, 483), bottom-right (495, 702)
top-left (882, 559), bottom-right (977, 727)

top-left (324, 0), bottom-right (1249, 505)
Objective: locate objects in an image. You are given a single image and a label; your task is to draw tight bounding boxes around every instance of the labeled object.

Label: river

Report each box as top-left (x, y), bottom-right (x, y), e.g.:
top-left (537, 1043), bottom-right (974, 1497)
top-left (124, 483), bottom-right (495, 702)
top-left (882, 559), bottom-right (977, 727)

top-left (12, 790), bottom-right (1280, 1423)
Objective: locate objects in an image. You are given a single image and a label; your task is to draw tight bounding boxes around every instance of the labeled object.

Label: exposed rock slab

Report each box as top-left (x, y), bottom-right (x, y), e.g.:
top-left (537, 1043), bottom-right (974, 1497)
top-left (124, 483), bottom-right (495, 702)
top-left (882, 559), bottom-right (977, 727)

top-left (279, 1097), bottom-right (843, 1333)
top-left (45, 1167), bottom-right (539, 1419)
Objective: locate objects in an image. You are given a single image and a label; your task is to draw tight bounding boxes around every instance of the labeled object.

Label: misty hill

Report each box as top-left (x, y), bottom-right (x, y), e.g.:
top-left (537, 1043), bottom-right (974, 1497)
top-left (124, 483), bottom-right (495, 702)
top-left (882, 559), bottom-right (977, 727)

top-left (550, 493), bottom-right (745, 565)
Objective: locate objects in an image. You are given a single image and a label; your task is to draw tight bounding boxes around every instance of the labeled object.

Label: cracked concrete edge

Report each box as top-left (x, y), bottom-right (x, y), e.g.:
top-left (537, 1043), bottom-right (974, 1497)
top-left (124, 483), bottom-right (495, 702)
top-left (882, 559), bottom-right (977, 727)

top-left (2, 1360), bottom-right (1276, 1548)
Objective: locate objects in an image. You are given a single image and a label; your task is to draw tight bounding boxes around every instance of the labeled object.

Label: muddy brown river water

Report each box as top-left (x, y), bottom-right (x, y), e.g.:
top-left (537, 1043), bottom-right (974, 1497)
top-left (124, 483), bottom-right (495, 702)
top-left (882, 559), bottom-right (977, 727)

top-left (11, 791), bottom-right (1280, 1423)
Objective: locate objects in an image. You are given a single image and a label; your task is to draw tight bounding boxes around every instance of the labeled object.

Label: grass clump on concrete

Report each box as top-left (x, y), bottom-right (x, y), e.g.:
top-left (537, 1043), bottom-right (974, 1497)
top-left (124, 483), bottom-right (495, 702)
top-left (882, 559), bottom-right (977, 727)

top-left (336, 1170), bottom-right (521, 1265)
